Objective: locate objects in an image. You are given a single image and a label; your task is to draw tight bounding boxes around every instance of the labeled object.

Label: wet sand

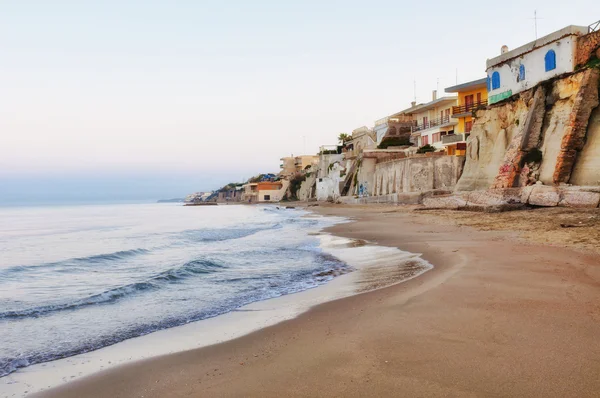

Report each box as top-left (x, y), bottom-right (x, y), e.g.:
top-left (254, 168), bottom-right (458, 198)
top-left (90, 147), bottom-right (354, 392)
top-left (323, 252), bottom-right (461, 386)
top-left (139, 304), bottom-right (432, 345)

top-left (37, 204), bottom-right (600, 397)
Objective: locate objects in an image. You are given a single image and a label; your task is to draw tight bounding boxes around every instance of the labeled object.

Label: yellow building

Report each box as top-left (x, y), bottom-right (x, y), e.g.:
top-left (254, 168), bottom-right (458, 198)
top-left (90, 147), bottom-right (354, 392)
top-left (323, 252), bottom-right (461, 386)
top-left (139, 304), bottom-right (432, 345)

top-left (443, 78), bottom-right (488, 156)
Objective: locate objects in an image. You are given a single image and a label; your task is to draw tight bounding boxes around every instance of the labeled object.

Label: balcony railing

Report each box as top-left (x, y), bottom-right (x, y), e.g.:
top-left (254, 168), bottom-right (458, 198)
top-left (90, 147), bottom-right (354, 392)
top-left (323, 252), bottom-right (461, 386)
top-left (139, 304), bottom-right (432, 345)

top-left (442, 133), bottom-right (467, 145)
top-left (412, 115), bottom-right (452, 133)
top-left (451, 100), bottom-right (488, 115)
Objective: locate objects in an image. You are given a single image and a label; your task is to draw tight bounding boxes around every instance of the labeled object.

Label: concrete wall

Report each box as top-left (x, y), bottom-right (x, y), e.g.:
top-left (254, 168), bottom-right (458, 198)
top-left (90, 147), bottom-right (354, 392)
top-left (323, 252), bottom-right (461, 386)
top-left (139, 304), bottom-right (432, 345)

top-left (355, 158), bottom-right (376, 198)
top-left (370, 155), bottom-right (464, 196)
top-left (487, 36), bottom-right (578, 104)
top-left (316, 163), bottom-right (344, 201)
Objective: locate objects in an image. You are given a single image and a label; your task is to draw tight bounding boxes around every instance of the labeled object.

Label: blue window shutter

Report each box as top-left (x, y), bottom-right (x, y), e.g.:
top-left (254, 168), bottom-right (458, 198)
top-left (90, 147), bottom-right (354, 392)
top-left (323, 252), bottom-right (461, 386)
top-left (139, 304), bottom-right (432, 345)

top-left (519, 65), bottom-right (526, 81)
top-left (487, 76), bottom-right (491, 91)
top-left (545, 50), bottom-right (556, 71)
top-left (492, 71), bottom-right (500, 90)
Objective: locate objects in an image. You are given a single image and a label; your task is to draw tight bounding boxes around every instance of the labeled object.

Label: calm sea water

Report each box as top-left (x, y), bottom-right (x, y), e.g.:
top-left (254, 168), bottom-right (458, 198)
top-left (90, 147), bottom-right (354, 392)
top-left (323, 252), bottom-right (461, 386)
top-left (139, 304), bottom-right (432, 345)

top-left (0, 203), bottom-right (347, 377)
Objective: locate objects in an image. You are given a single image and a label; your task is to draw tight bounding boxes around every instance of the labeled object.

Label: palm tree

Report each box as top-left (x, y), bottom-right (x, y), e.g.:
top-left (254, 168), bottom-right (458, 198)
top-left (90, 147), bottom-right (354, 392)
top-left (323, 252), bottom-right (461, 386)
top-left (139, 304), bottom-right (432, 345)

top-left (338, 133), bottom-right (350, 144)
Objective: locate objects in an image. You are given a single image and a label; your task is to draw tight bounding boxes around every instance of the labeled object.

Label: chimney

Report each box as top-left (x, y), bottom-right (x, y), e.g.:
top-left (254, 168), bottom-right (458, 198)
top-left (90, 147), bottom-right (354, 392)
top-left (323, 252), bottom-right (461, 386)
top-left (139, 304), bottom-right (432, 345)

top-left (501, 45), bottom-right (509, 54)
top-left (411, 101), bottom-right (416, 107)
top-left (432, 90), bottom-right (437, 101)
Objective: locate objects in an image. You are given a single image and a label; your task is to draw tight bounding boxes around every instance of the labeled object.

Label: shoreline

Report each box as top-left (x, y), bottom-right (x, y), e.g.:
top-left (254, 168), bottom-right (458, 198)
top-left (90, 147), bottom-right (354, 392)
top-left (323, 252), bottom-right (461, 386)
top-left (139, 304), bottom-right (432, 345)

top-left (28, 204), bottom-right (600, 397)
top-left (3, 209), bottom-right (432, 397)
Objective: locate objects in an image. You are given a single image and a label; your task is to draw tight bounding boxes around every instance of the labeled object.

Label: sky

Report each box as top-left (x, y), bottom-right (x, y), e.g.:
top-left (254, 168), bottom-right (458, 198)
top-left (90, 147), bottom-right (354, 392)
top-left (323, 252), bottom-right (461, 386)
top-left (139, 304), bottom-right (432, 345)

top-left (1, 0), bottom-right (597, 202)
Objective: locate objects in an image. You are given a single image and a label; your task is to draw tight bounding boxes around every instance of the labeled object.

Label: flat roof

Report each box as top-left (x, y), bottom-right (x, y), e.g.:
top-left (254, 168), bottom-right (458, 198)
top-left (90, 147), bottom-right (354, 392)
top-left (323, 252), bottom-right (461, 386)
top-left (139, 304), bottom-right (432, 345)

top-left (486, 25), bottom-right (588, 69)
top-left (445, 78), bottom-right (487, 93)
top-left (406, 96), bottom-right (457, 113)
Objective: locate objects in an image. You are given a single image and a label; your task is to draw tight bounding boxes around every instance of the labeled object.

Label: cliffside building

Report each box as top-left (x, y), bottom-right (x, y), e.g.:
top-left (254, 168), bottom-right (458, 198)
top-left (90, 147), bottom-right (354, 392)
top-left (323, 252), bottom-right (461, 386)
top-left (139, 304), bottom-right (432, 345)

top-left (409, 92), bottom-right (458, 149)
top-left (444, 78), bottom-right (488, 156)
top-left (486, 25), bottom-right (589, 105)
top-left (257, 181), bottom-right (286, 202)
top-left (280, 155), bottom-right (319, 176)
top-left (344, 126), bottom-right (376, 158)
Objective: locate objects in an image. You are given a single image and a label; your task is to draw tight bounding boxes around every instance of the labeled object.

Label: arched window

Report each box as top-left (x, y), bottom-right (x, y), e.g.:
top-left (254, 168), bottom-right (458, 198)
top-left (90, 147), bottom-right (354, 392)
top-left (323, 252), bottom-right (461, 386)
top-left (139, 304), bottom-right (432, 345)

top-left (519, 64), bottom-right (526, 81)
top-left (492, 71), bottom-right (500, 90)
top-left (545, 50), bottom-right (556, 71)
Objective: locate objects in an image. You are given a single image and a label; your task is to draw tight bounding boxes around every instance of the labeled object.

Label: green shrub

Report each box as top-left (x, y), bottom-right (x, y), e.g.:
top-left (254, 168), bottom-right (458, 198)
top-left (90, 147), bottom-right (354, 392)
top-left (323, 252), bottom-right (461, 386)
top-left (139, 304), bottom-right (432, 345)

top-left (416, 144), bottom-right (436, 154)
top-left (377, 137), bottom-right (412, 149)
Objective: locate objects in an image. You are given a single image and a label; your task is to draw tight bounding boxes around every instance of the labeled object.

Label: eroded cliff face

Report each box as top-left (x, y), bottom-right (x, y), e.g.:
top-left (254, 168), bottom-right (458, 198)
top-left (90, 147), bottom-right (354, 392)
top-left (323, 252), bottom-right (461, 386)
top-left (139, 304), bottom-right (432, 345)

top-left (571, 105), bottom-right (600, 185)
top-left (456, 68), bottom-right (600, 191)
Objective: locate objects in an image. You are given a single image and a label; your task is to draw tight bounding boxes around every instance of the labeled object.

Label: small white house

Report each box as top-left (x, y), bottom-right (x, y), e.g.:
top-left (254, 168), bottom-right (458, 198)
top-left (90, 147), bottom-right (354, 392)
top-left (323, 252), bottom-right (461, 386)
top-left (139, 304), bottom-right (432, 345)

top-left (486, 25), bottom-right (589, 105)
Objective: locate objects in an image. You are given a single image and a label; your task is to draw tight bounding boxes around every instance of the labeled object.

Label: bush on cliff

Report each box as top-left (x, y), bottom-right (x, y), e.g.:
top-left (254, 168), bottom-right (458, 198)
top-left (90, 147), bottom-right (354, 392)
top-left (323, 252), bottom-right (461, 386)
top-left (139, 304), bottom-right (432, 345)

top-left (377, 137), bottom-right (412, 149)
top-left (416, 144), bottom-right (436, 154)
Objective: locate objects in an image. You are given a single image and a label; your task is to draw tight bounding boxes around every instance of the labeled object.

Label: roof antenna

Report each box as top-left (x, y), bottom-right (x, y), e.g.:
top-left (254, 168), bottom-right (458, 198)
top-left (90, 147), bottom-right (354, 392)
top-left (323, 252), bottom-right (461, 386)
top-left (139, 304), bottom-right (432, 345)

top-left (530, 10), bottom-right (543, 39)
top-left (413, 79), bottom-right (417, 103)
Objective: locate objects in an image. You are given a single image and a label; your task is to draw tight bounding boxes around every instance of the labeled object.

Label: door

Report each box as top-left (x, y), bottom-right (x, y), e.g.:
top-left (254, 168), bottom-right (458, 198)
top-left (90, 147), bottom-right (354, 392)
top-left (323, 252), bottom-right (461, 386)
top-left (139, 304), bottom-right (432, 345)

top-left (465, 94), bottom-right (474, 111)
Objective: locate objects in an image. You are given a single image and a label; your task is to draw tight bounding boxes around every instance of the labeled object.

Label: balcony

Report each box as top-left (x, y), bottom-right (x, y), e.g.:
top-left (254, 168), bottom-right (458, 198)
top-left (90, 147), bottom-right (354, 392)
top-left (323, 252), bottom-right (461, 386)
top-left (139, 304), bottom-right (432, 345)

top-left (451, 100), bottom-right (488, 116)
top-left (412, 115), bottom-right (453, 133)
top-left (442, 133), bottom-right (467, 145)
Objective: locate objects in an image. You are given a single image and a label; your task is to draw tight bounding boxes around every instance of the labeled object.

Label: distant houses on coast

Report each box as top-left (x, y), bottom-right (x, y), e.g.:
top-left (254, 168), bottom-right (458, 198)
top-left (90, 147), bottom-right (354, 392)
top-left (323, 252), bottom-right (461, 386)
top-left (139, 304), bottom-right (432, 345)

top-left (189, 21), bottom-right (600, 209)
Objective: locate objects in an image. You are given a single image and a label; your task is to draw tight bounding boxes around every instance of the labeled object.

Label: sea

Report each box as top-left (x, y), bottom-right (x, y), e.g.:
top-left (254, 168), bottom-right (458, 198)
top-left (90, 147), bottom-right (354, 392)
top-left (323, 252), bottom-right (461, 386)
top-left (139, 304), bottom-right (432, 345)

top-left (0, 203), bottom-right (350, 378)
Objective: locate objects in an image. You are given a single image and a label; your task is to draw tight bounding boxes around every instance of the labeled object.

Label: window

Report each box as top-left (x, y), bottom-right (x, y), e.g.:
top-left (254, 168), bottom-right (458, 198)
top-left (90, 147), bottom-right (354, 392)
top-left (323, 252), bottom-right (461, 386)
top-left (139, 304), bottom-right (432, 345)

top-left (465, 121), bottom-right (473, 133)
top-left (422, 116), bottom-right (428, 128)
top-left (422, 135), bottom-right (429, 146)
top-left (432, 133), bottom-right (441, 143)
top-left (519, 64), bottom-right (526, 81)
top-left (487, 76), bottom-right (491, 91)
top-left (492, 71), bottom-right (500, 90)
top-left (545, 50), bottom-right (556, 71)
top-left (476, 92), bottom-right (481, 104)
top-left (264, 195), bottom-right (271, 201)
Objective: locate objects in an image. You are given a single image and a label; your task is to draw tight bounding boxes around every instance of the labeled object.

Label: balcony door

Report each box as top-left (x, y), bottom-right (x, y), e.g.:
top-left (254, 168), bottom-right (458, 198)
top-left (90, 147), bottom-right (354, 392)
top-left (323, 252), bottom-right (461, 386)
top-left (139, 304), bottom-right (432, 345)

top-left (465, 94), bottom-right (474, 111)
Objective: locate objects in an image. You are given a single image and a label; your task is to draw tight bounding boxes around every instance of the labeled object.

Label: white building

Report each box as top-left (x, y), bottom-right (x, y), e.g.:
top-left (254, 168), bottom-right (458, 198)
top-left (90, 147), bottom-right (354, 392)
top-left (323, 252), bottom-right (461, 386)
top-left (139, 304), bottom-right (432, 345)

top-left (486, 25), bottom-right (589, 105)
top-left (409, 92), bottom-right (458, 149)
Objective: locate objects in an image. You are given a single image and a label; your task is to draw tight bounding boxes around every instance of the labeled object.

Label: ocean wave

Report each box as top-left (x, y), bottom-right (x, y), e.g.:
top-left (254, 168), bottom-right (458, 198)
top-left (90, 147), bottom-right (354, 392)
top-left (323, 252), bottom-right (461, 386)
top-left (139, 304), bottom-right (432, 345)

top-left (0, 252), bottom-right (350, 378)
top-left (180, 224), bottom-right (281, 243)
top-left (1, 248), bottom-right (152, 277)
top-left (0, 259), bottom-right (226, 320)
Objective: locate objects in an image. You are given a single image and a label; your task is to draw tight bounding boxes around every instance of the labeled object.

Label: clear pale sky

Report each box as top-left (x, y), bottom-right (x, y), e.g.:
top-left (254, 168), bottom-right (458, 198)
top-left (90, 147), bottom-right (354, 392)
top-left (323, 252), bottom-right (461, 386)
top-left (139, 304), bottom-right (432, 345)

top-left (1, 1), bottom-right (596, 202)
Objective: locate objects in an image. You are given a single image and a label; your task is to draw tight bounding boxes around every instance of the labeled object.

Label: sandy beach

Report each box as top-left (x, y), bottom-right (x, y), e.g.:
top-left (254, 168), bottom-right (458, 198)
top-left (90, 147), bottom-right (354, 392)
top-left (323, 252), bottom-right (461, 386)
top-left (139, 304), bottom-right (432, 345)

top-left (36, 204), bottom-right (600, 398)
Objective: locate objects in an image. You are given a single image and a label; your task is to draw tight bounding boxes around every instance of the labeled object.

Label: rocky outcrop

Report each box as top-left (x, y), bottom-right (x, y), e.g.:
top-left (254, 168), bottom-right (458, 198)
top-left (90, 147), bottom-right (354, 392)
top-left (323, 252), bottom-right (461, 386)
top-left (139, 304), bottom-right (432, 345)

top-left (570, 105), bottom-right (600, 185)
top-left (455, 98), bottom-right (530, 191)
top-left (457, 68), bottom-right (600, 193)
top-left (491, 86), bottom-right (547, 189)
top-left (552, 68), bottom-right (600, 184)
top-left (575, 30), bottom-right (600, 67)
